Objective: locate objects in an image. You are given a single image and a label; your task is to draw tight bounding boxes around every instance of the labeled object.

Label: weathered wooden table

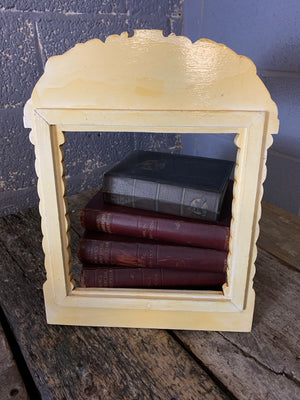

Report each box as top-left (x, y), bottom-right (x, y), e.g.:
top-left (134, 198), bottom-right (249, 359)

top-left (0, 189), bottom-right (299, 400)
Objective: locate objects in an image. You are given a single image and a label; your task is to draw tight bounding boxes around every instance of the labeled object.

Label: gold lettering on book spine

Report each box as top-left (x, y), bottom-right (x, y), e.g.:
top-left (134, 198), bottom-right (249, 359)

top-left (148, 220), bottom-right (155, 240)
top-left (98, 213), bottom-right (112, 233)
top-left (103, 270), bottom-right (109, 287)
top-left (98, 241), bottom-right (105, 264)
top-left (103, 241), bottom-right (111, 264)
top-left (108, 269), bottom-right (114, 287)
top-left (105, 213), bottom-right (112, 233)
top-left (99, 214), bottom-right (106, 232)
top-left (141, 220), bottom-right (147, 238)
top-left (148, 246), bottom-right (154, 268)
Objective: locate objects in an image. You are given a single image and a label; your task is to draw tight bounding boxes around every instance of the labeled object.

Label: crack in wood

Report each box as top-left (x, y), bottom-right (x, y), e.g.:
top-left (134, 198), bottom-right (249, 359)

top-left (218, 332), bottom-right (300, 387)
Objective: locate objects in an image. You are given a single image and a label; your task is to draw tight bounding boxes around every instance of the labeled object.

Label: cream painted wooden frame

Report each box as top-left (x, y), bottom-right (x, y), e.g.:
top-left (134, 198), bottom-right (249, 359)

top-left (24, 30), bottom-right (279, 331)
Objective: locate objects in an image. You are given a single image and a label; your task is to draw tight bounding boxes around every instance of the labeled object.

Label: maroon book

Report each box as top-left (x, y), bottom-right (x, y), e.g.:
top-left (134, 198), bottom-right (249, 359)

top-left (80, 181), bottom-right (233, 251)
top-left (81, 265), bottom-right (226, 289)
top-left (78, 232), bottom-right (228, 273)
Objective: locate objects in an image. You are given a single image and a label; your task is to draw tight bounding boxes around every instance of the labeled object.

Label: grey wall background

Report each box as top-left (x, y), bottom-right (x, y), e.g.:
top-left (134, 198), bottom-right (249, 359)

top-left (0, 0), bottom-right (183, 216)
top-left (183, 0), bottom-right (300, 215)
top-left (1, 0), bottom-right (299, 216)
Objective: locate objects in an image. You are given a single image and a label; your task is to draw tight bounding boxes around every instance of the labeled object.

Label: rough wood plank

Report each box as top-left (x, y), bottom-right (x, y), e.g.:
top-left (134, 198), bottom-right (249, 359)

top-left (174, 248), bottom-right (300, 400)
top-left (0, 206), bottom-right (231, 400)
top-left (0, 323), bottom-right (29, 400)
top-left (258, 201), bottom-right (300, 271)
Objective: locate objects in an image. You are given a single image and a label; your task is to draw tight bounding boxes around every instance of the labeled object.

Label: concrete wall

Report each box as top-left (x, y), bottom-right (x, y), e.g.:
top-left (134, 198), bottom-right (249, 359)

top-left (183, 0), bottom-right (300, 215)
top-left (0, 0), bottom-right (183, 216)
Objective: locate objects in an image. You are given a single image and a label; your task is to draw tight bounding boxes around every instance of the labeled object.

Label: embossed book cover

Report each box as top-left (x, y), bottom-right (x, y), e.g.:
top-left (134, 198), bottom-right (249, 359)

top-left (103, 151), bottom-right (234, 221)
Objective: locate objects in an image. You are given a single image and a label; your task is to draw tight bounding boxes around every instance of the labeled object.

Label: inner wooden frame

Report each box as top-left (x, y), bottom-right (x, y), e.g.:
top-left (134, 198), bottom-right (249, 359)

top-left (33, 107), bottom-right (267, 331)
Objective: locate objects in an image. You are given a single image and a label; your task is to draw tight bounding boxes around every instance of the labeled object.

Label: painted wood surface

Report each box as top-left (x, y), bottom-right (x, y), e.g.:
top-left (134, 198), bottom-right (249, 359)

top-left (0, 190), bottom-right (298, 399)
top-left (23, 30), bottom-right (279, 330)
top-left (24, 31), bottom-right (278, 132)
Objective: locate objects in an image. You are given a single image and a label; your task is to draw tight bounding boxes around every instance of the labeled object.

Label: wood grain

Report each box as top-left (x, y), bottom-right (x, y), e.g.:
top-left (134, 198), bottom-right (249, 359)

top-left (0, 324), bottom-right (29, 400)
top-left (258, 201), bottom-right (300, 271)
top-left (0, 205), bottom-right (231, 400)
top-left (174, 248), bottom-right (300, 400)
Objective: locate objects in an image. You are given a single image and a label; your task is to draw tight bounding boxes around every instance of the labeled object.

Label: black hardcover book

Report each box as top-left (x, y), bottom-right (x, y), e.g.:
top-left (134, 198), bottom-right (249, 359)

top-left (103, 151), bottom-right (234, 221)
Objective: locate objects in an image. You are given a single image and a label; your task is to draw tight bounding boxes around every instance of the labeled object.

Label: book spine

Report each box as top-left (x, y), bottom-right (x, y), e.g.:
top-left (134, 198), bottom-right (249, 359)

top-left (80, 209), bottom-right (230, 251)
top-left (81, 266), bottom-right (226, 288)
top-left (103, 176), bottom-right (221, 221)
top-left (78, 238), bottom-right (228, 273)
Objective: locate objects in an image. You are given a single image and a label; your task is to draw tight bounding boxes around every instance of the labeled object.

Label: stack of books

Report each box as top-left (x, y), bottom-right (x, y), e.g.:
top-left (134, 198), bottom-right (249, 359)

top-left (78, 151), bottom-right (234, 290)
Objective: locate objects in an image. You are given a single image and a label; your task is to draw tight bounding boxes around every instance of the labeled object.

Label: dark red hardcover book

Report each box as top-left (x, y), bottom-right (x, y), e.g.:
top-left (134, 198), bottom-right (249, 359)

top-left (78, 232), bottom-right (228, 273)
top-left (80, 181), bottom-right (233, 251)
top-left (81, 265), bottom-right (226, 288)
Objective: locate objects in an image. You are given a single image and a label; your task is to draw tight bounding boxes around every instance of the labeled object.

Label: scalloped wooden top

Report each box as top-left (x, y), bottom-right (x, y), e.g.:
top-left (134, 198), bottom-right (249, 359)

top-left (24, 30), bottom-right (278, 133)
